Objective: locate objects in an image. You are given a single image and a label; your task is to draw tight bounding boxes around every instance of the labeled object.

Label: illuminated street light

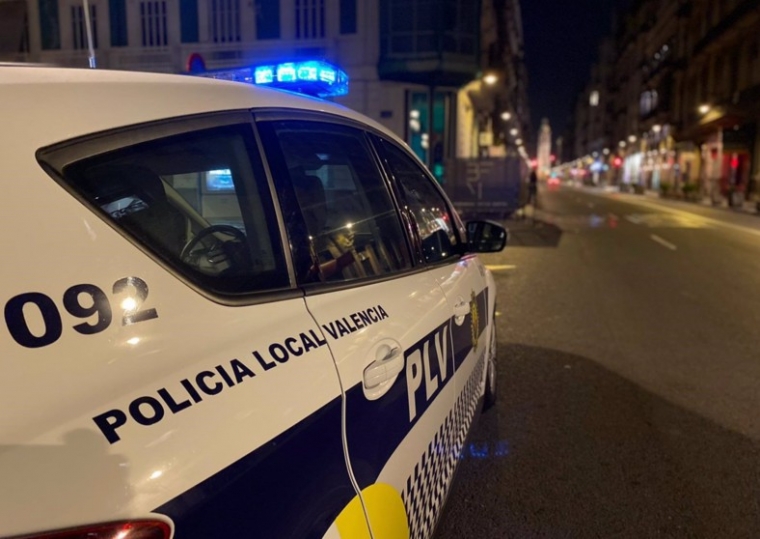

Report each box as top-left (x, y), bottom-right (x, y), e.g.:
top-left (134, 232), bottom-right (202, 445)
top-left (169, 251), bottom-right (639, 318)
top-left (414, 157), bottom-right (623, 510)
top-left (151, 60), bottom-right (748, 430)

top-left (500, 111), bottom-right (512, 121)
top-left (628, 135), bottom-right (637, 143)
top-left (483, 73), bottom-right (498, 85)
top-left (698, 104), bottom-right (711, 115)
top-left (603, 148), bottom-right (610, 155)
top-left (619, 140), bottom-right (627, 148)
top-left (652, 124), bottom-right (662, 133)
top-left (515, 138), bottom-right (523, 145)
top-left (509, 128), bottom-right (519, 137)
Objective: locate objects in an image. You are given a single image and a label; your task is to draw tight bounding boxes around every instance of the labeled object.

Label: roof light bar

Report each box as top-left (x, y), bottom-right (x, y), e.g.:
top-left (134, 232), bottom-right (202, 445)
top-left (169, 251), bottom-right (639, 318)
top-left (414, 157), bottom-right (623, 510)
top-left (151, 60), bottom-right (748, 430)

top-left (197, 60), bottom-right (349, 98)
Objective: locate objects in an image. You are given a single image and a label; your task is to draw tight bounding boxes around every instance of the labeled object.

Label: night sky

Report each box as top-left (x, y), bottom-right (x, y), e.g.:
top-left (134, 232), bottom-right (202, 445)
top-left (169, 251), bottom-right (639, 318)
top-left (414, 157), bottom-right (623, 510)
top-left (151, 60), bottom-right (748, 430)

top-left (522, 0), bottom-right (630, 143)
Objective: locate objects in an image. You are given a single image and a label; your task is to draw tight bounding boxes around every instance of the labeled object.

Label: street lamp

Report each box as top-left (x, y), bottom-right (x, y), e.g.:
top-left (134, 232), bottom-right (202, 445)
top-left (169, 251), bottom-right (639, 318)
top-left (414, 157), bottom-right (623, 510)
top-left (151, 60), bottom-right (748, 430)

top-left (652, 124), bottom-right (662, 133)
top-left (603, 148), bottom-right (610, 155)
top-left (628, 135), bottom-right (637, 143)
top-left (515, 138), bottom-right (523, 145)
top-left (483, 73), bottom-right (498, 85)
top-left (619, 140), bottom-right (627, 148)
top-left (509, 128), bottom-right (519, 137)
top-left (500, 111), bottom-right (511, 121)
top-left (698, 104), bottom-right (711, 115)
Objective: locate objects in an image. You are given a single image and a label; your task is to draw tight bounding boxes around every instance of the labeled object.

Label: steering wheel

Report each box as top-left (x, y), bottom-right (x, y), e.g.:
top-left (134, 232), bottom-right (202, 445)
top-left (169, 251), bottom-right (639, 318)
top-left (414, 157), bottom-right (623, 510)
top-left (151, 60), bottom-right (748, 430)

top-left (180, 224), bottom-right (248, 266)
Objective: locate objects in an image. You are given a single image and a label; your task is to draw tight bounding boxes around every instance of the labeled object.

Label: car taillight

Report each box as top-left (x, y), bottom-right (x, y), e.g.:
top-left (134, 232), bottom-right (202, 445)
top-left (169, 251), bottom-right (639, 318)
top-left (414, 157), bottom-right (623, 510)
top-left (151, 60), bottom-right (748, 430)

top-left (13, 520), bottom-right (171, 539)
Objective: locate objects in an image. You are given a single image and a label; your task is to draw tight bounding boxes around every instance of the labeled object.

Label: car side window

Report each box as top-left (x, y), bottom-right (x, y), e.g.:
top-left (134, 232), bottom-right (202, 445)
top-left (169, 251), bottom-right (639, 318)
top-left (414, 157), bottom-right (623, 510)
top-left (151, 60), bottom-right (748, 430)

top-left (259, 120), bottom-right (412, 284)
top-left (378, 140), bottom-right (461, 263)
top-left (43, 123), bottom-right (290, 296)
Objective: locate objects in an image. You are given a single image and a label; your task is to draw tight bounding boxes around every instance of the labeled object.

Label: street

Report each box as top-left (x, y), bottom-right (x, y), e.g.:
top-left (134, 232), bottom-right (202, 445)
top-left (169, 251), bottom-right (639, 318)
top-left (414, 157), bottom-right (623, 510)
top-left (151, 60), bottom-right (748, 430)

top-left (436, 186), bottom-right (760, 538)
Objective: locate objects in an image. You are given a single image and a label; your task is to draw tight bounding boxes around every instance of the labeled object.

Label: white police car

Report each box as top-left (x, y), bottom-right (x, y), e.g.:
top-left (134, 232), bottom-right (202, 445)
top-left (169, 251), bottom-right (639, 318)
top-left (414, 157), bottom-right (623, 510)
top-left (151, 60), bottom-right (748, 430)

top-left (0, 62), bottom-right (506, 539)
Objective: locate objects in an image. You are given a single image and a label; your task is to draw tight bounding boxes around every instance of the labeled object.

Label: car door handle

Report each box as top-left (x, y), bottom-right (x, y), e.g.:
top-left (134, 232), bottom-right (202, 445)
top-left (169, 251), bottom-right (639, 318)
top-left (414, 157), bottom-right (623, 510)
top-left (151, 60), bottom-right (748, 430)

top-left (453, 299), bottom-right (470, 325)
top-left (363, 346), bottom-right (404, 390)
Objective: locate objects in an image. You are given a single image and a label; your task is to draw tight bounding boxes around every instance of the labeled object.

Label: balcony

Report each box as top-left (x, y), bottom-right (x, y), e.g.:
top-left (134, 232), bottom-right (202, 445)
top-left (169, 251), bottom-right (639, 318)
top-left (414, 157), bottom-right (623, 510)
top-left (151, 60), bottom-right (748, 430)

top-left (378, 0), bottom-right (480, 87)
top-left (693, 0), bottom-right (760, 56)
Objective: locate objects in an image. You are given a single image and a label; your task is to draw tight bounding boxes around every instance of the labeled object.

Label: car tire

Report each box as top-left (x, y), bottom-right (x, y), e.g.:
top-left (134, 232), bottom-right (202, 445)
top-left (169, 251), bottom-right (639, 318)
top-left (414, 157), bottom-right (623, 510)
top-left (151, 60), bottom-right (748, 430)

top-left (483, 321), bottom-right (497, 410)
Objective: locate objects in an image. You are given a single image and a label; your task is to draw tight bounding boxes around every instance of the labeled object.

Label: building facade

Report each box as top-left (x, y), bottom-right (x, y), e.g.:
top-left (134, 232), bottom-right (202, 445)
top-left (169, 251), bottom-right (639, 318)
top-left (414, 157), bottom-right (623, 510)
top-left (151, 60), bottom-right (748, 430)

top-left (2, 0), bottom-right (529, 180)
top-left (2, 0), bottom-right (476, 180)
top-left (455, 0), bottom-right (530, 161)
top-left (571, 0), bottom-right (760, 205)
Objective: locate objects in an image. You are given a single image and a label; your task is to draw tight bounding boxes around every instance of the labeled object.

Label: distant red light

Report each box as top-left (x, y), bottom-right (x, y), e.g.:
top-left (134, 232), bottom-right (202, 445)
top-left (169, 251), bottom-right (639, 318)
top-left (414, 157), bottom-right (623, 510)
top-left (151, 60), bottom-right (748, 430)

top-left (731, 155), bottom-right (739, 168)
top-left (613, 157), bottom-right (623, 167)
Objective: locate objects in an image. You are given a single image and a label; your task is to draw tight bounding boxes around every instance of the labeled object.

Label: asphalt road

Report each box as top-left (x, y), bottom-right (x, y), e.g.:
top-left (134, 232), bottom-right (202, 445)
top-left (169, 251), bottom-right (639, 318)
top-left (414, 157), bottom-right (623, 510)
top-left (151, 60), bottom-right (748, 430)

top-left (435, 186), bottom-right (760, 539)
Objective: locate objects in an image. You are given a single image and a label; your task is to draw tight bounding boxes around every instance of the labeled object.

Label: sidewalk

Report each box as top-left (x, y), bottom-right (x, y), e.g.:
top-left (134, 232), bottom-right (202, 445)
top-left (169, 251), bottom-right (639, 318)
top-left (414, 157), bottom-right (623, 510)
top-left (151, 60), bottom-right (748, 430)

top-left (573, 184), bottom-right (760, 234)
top-left (637, 187), bottom-right (759, 216)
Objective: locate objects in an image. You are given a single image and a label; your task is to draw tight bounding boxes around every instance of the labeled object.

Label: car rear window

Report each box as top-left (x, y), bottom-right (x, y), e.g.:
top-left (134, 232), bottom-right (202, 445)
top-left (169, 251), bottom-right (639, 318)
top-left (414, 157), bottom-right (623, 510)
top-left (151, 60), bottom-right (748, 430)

top-left (40, 122), bottom-right (290, 297)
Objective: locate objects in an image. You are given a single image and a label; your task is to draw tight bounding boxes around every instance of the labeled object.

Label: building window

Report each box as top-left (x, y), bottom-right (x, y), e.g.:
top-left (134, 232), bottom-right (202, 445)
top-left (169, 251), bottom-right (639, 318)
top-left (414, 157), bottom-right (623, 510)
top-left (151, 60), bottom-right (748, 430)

top-left (295, 0), bottom-right (324, 39)
top-left (380, 0), bottom-right (478, 57)
top-left (21, 11), bottom-right (30, 52)
top-left (71, 4), bottom-right (97, 50)
top-left (140, 1), bottom-right (167, 47)
top-left (339, 0), bottom-right (356, 34)
top-left (209, 0), bottom-right (240, 43)
top-left (109, 0), bottom-right (128, 46)
top-left (700, 63), bottom-right (710, 102)
top-left (640, 89), bottom-right (658, 117)
top-left (3, 2), bottom-right (32, 53)
top-left (442, 0), bottom-right (477, 55)
top-left (256, 0), bottom-right (280, 39)
top-left (39, 0), bottom-right (61, 50)
top-left (180, 0), bottom-right (199, 43)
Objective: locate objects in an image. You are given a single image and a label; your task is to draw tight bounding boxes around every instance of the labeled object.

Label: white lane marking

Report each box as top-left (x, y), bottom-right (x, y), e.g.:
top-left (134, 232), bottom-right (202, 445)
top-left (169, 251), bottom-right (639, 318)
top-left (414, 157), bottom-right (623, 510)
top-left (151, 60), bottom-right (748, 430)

top-left (650, 234), bottom-right (677, 251)
top-left (486, 264), bottom-right (517, 271)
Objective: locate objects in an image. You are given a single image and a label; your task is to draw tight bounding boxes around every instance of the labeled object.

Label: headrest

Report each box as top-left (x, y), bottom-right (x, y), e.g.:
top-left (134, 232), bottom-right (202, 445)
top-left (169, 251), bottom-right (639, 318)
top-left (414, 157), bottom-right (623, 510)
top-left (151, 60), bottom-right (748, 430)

top-left (81, 164), bottom-right (168, 207)
top-left (290, 166), bottom-right (327, 233)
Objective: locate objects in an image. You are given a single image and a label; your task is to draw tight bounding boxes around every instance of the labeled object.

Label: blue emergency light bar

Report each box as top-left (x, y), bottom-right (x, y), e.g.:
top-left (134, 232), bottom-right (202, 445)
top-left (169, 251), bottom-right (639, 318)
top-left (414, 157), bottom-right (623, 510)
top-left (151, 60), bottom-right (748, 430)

top-left (197, 60), bottom-right (349, 98)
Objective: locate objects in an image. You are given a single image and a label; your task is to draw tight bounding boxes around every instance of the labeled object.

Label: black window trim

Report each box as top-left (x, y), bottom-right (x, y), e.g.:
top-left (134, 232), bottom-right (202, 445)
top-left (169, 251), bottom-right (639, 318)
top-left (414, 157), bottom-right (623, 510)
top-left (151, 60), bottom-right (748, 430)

top-left (363, 131), bottom-right (424, 267)
top-left (36, 110), bottom-right (302, 307)
top-left (253, 110), bottom-right (427, 294)
top-left (370, 135), bottom-right (467, 268)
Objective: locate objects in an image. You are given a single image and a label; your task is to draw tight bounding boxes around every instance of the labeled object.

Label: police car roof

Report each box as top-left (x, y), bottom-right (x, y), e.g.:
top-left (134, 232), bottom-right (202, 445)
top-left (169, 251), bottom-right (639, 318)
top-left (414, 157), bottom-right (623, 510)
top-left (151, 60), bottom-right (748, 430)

top-left (0, 65), bottom-right (397, 149)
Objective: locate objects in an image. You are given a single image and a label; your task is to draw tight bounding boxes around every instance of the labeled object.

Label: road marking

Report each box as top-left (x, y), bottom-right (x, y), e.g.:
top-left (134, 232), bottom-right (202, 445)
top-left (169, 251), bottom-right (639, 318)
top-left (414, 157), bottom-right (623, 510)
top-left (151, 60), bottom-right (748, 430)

top-left (486, 264), bottom-right (517, 271)
top-left (650, 234), bottom-right (677, 251)
top-left (574, 187), bottom-right (760, 238)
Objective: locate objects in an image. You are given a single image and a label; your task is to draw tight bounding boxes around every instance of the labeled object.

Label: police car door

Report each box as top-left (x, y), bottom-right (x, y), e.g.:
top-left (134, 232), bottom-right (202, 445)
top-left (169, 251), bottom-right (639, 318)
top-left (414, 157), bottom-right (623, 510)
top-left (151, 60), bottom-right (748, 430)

top-left (257, 116), bottom-right (455, 539)
top-left (30, 115), bottom-right (355, 539)
top-left (373, 137), bottom-right (491, 478)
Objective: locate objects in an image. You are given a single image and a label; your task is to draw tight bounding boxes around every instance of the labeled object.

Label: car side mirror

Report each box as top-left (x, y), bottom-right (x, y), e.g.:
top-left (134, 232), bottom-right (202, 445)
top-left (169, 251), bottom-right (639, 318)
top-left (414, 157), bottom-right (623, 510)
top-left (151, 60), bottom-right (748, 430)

top-left (466, 220), bottom-right (508, 253)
